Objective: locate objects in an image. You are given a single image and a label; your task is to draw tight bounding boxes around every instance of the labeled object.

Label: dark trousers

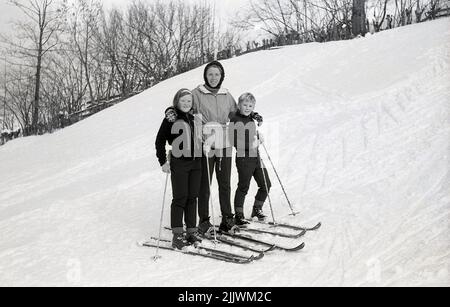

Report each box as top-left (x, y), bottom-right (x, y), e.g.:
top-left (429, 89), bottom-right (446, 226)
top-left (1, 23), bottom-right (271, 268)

top-left (170, 158), bottom-right (202, 231)
top-left (198, 148), bottom-right (233, 221)
top-left (234, 156), bottom-right (271, 213)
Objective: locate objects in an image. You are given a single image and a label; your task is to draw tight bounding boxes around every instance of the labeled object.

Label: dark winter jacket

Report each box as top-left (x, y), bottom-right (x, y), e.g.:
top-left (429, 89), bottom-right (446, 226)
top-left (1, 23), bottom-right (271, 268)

top-left (229, 111), bottom-right (259, 158)
top-left (155, 109), bottom-right (201, 166)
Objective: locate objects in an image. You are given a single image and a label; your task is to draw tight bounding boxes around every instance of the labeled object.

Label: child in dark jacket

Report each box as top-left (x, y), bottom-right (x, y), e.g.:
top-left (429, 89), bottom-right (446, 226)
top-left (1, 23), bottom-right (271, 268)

top-left (155, 88), bottom-right (202, 249)
top-left (229, 93), bottom-right (272, 225)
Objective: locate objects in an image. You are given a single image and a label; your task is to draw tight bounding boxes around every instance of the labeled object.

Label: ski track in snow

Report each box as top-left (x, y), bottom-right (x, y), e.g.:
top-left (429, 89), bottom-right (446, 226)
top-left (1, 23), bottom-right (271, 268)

top-left (0, 19), bottom-right (449, 286)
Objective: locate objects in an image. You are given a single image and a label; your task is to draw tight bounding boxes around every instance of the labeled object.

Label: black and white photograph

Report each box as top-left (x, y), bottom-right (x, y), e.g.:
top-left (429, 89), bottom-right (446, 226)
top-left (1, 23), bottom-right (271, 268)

top-left (0, 0), bottom-right (449, 289)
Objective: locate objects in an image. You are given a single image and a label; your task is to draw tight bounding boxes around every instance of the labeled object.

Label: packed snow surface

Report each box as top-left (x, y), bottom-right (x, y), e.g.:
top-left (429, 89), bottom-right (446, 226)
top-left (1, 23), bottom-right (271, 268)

top-left (0, 18), bottom-right (449, 286)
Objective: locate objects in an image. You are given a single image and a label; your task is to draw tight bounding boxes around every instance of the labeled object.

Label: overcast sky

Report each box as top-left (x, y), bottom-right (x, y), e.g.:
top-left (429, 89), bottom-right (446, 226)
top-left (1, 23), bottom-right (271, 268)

top-left (0, 0), bottom-right (252, 34)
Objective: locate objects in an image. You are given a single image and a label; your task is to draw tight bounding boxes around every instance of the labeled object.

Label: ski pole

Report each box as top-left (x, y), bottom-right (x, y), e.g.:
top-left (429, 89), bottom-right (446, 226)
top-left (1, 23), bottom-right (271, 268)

top-left (261, 142), bottom-right (299, 216)
top-left (204, 147), bottom-right (218, 243)
top-left (153, 152), bottom-right (171, 261)
top-left (258, 153), bottom-right (277, 225)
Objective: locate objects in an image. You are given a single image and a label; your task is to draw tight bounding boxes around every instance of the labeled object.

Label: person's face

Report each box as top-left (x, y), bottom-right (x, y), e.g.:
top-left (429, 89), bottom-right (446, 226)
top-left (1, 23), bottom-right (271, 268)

top-left (239, 100), bottom-right (255, 116)
top-left (206, 67), bottom-right (221, 88)
top-left (177, 94), bottom-right (193, 113)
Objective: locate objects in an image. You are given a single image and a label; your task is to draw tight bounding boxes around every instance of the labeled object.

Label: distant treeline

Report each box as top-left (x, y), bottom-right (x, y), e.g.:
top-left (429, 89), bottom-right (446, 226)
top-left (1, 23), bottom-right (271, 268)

top-left (0, 0), bottom-right (448, 146)
top-left (0, 0), bottom-right (232, 139)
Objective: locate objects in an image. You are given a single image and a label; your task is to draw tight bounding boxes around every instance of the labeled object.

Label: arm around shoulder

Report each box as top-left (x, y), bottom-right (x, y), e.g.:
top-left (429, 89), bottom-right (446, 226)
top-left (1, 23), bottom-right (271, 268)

top-left (165, 106), bottom-right (177, 122)
top-left (155, 118), bottom-right (171, 166)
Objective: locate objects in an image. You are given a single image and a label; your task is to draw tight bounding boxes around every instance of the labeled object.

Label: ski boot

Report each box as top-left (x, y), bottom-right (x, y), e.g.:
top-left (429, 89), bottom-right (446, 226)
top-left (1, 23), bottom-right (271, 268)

top-left (186, 229), bottom-right (203, 245)
top-left (219, 215), bottom-right (240, 234)
top-left (198, 218), bottom-right (215, 238)
top-left (172, 233), bottom-right (189, 250)
top-left (234, 212), bottom-right (250, 226)
top-left (251, 207), bottom-right (267, 221)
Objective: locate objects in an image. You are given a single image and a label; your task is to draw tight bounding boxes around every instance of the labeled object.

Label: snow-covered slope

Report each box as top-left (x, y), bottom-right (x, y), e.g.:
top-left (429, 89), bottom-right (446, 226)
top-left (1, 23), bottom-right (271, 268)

top-left (0, 19), bottom-right (449, 286)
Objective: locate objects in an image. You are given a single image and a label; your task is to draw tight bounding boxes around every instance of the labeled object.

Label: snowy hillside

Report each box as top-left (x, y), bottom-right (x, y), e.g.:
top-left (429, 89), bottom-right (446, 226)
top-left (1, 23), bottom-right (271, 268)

top-left (0, 19), bottom-right (449, 287)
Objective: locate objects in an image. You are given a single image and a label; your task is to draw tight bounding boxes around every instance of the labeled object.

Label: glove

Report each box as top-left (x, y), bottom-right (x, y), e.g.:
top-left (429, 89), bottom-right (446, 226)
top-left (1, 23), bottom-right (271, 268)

top-left (161, 162), bottom-right (171, 173)
top-left (165, 107), bottom-right (177, 123)
top-left (251, 135), bottom-right (259, 149)
top-left (257, 131), bottom-right (264, 144)
top-left (203, 134), bottom-right (215, 153)
top-left (204, 134), bottom-right (216, 146)
top-left (251, 112), bottom-right (263, 126)
top-left (203, 143), bottom-right (211, 154)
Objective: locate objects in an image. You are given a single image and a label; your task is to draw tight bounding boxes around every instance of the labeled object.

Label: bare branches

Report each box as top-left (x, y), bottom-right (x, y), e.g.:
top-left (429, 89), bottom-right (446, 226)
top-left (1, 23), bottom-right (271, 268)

top-left (235, 0), bottom-right (443, 43)
top-left (2, 0), bottom-right (67, 134)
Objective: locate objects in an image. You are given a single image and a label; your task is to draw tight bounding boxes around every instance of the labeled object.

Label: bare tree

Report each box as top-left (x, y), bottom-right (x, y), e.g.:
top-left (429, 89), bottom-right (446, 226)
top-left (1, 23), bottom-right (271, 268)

top-left (425, 0), bottom-right (442, 20)
top-left (3, 0), bottom-right (67, 135)
top-left (317, 0), bottom-right (353, 40)
top-left (217, 27), bottom-right (243, 59)
top-left (415, 0), bottom-right (426, 22)
top-left (68, 0), bottom-right (103, 105)
top-left (3, 64), bottom-right (35, 133)
top-left (352, 0), bottom-right (367, 36)
top-left (44, 49), bottom-right (86, 115)
top-left (236, 0), bottom-right (297, 38)
top-left (123, 0), bottom-right (216, 82)
top-left (0, 0), bottom-right (237, 138)
top-left (1, 56), bottom-right (6, 131)
top-left (372, 0), bottom-right (389, 32)
top-left (234, 0), bottom-right (355, 43)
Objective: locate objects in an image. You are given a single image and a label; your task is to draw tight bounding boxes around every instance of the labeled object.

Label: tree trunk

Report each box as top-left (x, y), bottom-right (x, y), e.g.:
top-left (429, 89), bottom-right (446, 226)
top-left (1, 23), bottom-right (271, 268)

top-left (32, 37), bottom-right (43, 134)
top-left (84, 25), bottom-right (95, 106)
top-left (352, 0), bottom-right (367, 36)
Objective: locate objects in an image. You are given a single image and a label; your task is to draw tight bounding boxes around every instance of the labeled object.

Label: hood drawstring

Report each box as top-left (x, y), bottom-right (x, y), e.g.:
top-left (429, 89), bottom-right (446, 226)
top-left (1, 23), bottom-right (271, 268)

top-left (219, 157), bottom-right (222, 172)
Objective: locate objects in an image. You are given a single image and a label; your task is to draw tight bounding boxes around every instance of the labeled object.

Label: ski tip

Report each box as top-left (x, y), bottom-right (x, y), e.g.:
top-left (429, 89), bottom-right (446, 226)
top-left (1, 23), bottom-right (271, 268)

top-left (264, 245), bottom-right (276, 252)
top-left (291, 242), bottom-right (305, 251)
top-left (255, 252), bottom-right (265, 260)
top-left (275, 242), bottom-right (305, 252)
top-left (269, 245), bottom-right (277, 252)
top-left (311, 222), bottom-right (322, 230)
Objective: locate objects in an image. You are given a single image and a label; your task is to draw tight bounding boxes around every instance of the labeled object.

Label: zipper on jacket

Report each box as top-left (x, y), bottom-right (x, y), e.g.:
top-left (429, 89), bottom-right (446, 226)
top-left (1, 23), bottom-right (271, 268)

top-left (215, 94), bottom-right (219, 122)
